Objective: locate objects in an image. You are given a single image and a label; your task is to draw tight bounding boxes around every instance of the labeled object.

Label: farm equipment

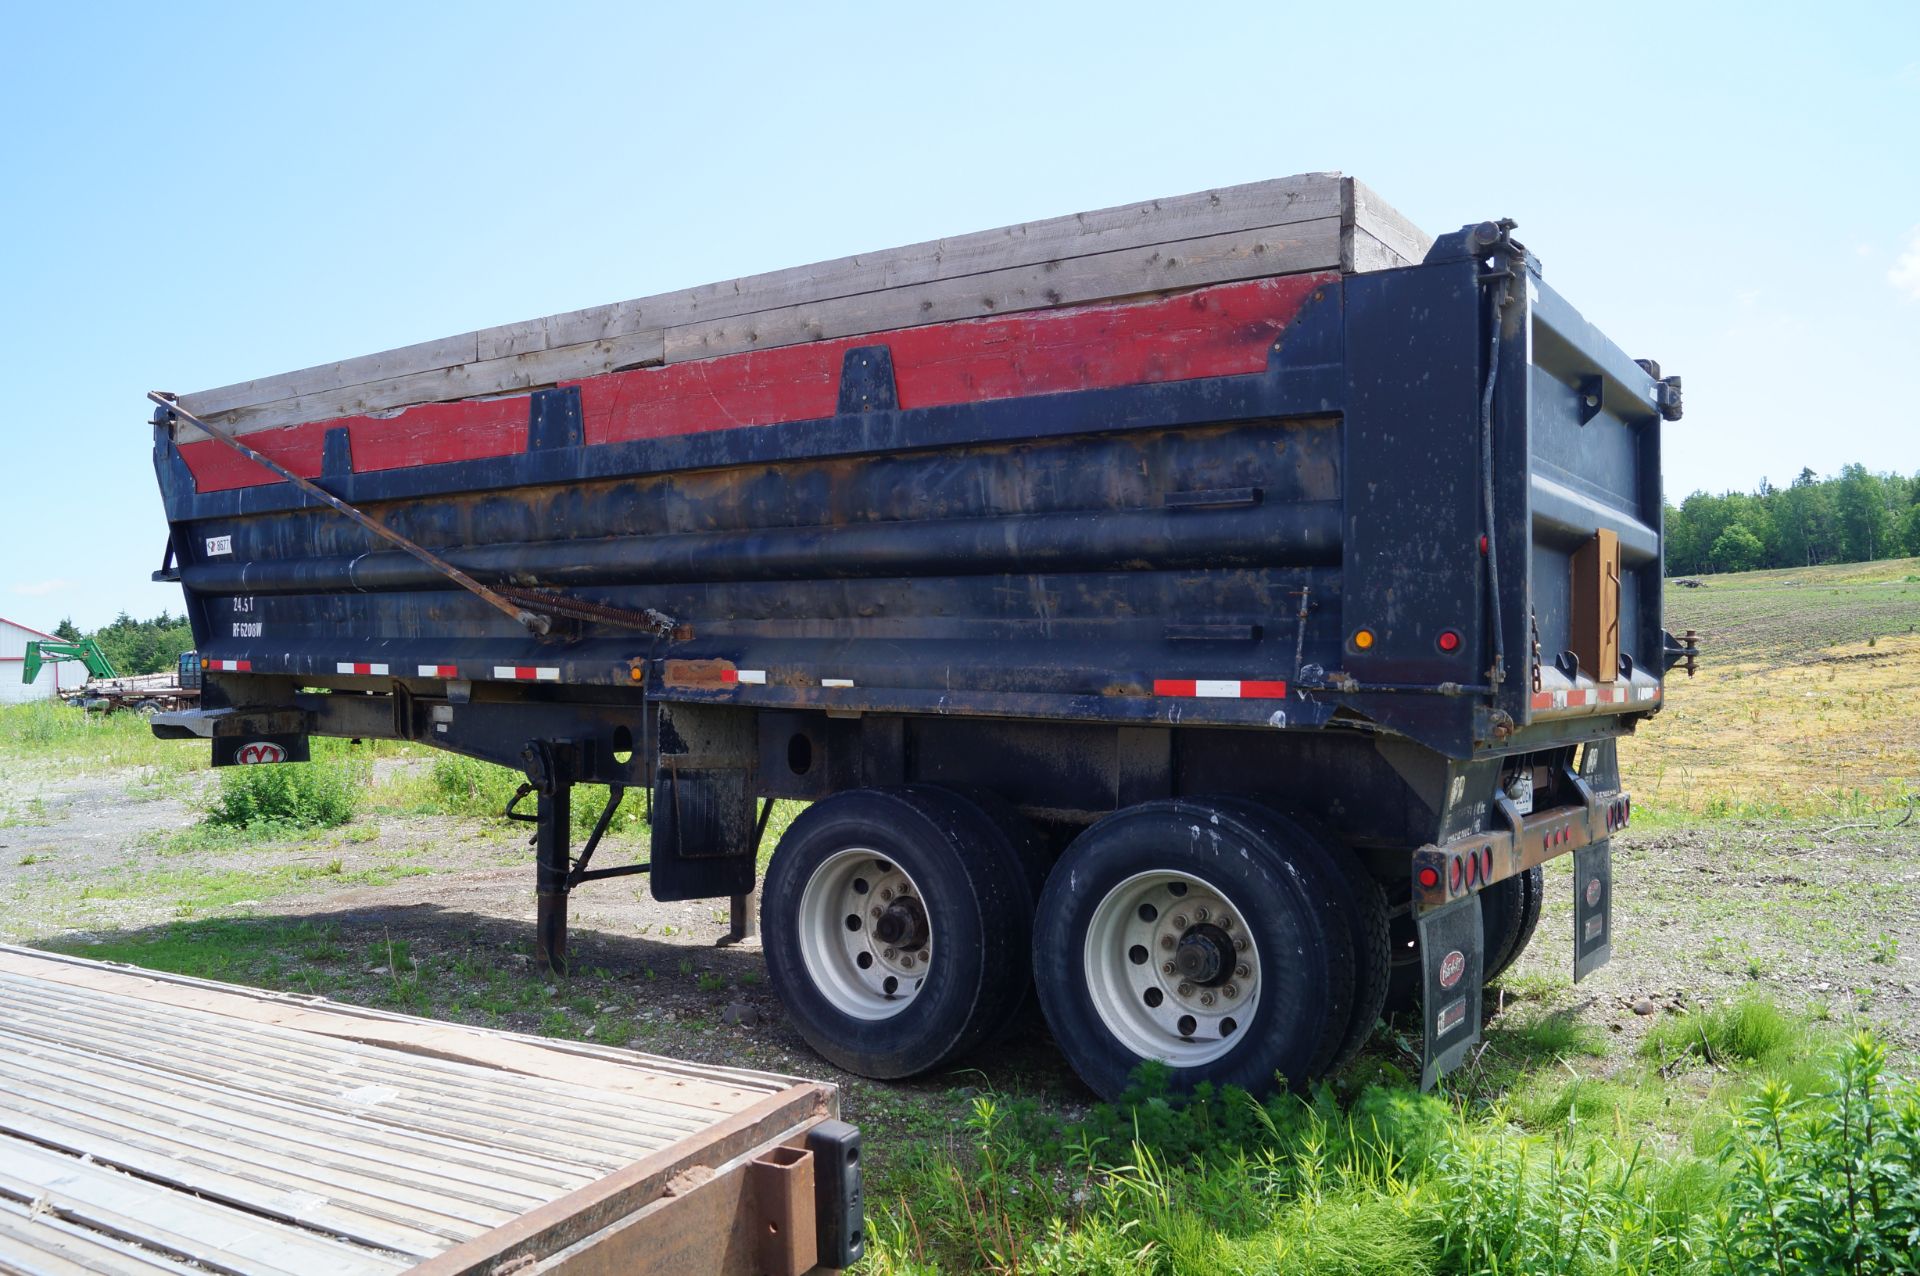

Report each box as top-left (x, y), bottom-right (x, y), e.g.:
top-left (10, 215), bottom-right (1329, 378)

top-left (26, 641), bottom-right (202, 713)
top-left (146, 172), bottom-right (1686, 1097)
top-left (21, 637), bottom-right (118, 685)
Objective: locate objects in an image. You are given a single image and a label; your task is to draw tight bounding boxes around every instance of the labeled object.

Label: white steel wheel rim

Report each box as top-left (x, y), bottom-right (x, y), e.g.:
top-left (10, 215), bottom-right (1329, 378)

top-left (1083, 870), bottom-right (1261, 1067)
top-left (797, 848), bottom-right (934, 1020)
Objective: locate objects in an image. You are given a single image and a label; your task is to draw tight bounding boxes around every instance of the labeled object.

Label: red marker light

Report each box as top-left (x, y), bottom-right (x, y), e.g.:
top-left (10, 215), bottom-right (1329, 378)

top-left (1418, 865), bottom-right (1440, 889)
top-left (1437, 629), bottom-right (1462, 653)
top-left (1449, 858), bottom-right (1463, 892)
top-left (1479, 534), bottom-right (1489, 555)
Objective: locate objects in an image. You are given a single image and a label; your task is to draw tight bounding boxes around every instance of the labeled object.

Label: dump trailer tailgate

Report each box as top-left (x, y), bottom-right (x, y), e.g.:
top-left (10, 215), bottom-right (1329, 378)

top-left (0, 946), bottom-right (859, 1274)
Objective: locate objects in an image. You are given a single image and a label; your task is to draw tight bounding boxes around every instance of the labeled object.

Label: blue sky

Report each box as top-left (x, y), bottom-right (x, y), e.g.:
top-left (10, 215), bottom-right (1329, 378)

top-left (3, 1), bottom-right (1915, 631)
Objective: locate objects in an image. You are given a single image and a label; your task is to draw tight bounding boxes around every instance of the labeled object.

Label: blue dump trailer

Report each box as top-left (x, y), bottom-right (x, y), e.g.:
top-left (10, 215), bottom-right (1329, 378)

top-left (149, 174), bottom-right (1689, 1095)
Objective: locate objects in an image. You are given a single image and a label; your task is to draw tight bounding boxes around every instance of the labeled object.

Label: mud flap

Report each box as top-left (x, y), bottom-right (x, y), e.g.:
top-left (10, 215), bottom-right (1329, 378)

top-left (1573, 838), bottom-right (1612, 982)
top-left (1417, 892), bottom-right (1483, 1090)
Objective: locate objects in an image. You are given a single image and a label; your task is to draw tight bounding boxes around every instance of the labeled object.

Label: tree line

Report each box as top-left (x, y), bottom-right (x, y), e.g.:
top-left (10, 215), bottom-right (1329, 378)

top-left (52, 611), bottom-right (195, 677)
top-left (1664, 465), bottom-right (1920, 576)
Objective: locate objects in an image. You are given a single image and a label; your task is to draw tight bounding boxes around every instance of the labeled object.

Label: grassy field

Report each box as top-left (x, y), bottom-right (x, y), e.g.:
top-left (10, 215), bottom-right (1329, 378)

top-left (2, 558), bottom-right (1918, 1274)
top-left (1622, 555), bottom-right (1920, 818)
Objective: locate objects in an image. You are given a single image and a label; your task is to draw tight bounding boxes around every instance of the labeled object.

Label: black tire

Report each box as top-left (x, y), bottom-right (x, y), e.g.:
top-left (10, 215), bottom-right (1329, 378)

top-left (1384, 866), bottom-right (1545, 1011)
top-left (1032, 797), bottom-right (1354, 1099)
top-left (761, 786), bottom-right (1035, 1079)
top-left (1318, 842), bottom-right (1391, 1073)
top-left (133, 700), bottom-right (162, 715)
top-left (1486, 866), bottom-right (1545, 983)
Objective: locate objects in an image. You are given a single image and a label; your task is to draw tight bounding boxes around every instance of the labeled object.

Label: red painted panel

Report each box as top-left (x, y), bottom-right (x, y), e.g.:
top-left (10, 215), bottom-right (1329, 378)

top-left (180, 274), bottom-right (1332, 492)
top-left (1152, 679), bottom-right (1199, 697)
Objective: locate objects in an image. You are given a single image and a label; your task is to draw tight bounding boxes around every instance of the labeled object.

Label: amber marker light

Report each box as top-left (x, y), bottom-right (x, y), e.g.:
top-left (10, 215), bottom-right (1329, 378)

top-left (1351, 628), bottom-right (1376, 651)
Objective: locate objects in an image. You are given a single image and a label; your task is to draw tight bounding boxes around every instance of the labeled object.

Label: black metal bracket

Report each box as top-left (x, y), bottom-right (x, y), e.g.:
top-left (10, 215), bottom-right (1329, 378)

top-left (837, 346), bottom-right (897, 414)
top-left (528, 385), bottom-right (584, 450)
top-left (322, 426), bottom-right (354, 477)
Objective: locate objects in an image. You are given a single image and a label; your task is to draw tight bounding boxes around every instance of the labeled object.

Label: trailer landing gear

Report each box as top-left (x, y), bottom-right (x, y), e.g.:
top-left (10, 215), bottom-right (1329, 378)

top-left (514, 741), bottom-right (652, 974)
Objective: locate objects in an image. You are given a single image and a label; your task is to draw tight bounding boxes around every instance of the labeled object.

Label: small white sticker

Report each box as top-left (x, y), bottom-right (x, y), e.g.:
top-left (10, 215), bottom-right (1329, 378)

top-left (206, 535), bottom-right (232, 556)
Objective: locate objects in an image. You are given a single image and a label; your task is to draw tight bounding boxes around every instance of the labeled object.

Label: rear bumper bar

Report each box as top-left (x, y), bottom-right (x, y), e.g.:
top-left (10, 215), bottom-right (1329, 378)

top-left (1412, 759), bottom-right (1630, 910)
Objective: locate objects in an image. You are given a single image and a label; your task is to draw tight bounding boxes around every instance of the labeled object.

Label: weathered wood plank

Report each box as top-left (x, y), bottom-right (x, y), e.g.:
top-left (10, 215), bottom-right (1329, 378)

top-left (174, 328), bottom-right (665, 441)
top-left (663, 217), bottom-right (1344, 363)
top-left (179, 330), bottom-right (483, 419)
top-left (1347, 176), bottom-right (1432, 269)
top-left (0, 1139), bottom-right (411, 1275)
top-left (474, 172), bottom-right (1347, 361)
top-left (169, 174), bottom-right (1427, 438)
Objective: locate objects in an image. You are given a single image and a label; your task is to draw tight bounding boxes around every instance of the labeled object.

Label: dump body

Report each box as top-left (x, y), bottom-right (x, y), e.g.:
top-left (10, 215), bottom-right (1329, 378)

top-left (146, 174), bottom-right (1682, 1089)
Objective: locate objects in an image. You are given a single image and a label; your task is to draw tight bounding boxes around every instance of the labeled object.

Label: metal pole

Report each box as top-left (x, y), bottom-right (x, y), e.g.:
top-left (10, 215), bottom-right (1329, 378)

top-left (535, 785), bottom-right (572, 974)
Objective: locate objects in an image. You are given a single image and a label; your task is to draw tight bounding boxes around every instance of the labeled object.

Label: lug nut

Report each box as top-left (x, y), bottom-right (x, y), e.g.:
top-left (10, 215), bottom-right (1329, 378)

top-left (1235, 937), bottom-right (1249, 951)
top-left (1234, 963), bottom-right (1250, 979)
top-left (1177, 982), bottom-right (1195, 998)
top-left (1222, 983), bottom-right (1238, 999)
top-left (880, 887), bottom-right (894, 902)
top-left (1195, 907), bottom-right (1210, 922)
top-left (1160, 934), bottom-right (1176, 950)
top-left (1199, 992), bottom-right (1216, 1006)
top-left (1219, 915), bottom-right (1233, 931)
top-left (1171, 914), bottom-right (1189, 929)
top-left (883, 947), bottom-right (897, 960)
top-left (1162, 961), bottom-right (1177, 975)
top-left (871, 907), bottom-right (882, 919)
top-left (901, 955), bottom-right (915, 968)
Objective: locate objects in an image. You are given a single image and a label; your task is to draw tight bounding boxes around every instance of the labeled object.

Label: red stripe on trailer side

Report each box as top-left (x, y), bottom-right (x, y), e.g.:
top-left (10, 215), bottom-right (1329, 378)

top-left (1152, 679), bottom-right (1198, 697)
top-left (177, 276), bottom-right (1330, 492)
top-left (1239, 680), bottom-right (1289, 699)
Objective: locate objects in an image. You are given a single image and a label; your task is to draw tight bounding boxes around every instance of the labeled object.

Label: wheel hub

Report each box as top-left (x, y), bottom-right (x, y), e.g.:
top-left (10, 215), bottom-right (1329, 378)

top-left (872, 896), bottom-right (928, 950)
top-left (796, 850), bottom-right (934, 1020)
top-left (1081, 870), bottom-right (1261, 1067)
top-left (1172, 923), bottom-right (1234, 985)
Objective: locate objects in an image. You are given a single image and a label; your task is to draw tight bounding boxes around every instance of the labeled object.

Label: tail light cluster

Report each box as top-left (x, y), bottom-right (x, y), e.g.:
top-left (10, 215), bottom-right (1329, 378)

top-left (1430, 844), bottom-right (1496, 896)
top-left (1604, 796), bottom-right (1631, 833)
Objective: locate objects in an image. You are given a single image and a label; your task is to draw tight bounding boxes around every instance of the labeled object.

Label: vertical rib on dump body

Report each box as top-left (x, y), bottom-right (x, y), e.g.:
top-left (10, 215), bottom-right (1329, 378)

top-left (0, 947), bottom-right (857, 1274)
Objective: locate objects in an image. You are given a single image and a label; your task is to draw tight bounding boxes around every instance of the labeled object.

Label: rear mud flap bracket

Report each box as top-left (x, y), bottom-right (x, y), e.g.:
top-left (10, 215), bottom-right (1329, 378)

top-left (1573, 838), bottom-right (1613, 982)
top-left (1417, 892), bottom-right (1483, 1090)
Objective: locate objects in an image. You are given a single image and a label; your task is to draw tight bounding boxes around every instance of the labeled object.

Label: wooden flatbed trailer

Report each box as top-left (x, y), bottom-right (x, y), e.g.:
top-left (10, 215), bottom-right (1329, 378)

top-left (0, 946), bottom-right (863, 1275)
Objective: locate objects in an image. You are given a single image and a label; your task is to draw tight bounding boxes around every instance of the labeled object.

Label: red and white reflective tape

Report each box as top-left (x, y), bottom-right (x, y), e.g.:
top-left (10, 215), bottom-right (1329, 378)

top-left (493, 665), bottom-right (560, 681)
top-left (417, 664), bottom-right (459, 678)
top-left (1530, 685), bottom-right (1661, 711)
top-left (720, 669), bottom-right (767, 685)
top-left (336, 662), bottom-right (389, 676)
top-left (1152, 678), bottom-right (1288, 699)
top-left (206, 659), bottom-right (251, 672)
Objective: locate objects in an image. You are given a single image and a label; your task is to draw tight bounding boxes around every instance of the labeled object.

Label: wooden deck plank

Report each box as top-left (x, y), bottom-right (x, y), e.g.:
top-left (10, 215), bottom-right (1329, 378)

top-left (0, 1199), bottom-right (206, 1276)
top-left (0, 951), bottom-right (787, 1113)
top-left (0, 1052), bottom-right (545, 1224)
top-left (0, 1139), bottom-right (411, 1276)
top-left (0, 946), bottom-right (836, 1275)
top-left (2, 985), bottom-right (708, 1161)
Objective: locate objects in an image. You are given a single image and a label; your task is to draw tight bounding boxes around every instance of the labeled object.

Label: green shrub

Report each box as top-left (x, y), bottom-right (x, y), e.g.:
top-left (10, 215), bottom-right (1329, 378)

top-left (204, 748), bottom-right (365, 829)
top-left (1641, 996), bottom-right (1805, 1071)
top-left (1714, 1033), bottom-right (1920, 1274)
top-left (428, 753), bottom-right (526, 818)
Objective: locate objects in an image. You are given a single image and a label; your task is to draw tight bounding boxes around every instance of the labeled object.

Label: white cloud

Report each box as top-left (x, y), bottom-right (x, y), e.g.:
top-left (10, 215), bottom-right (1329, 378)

top-left (1892, 227), bottom-right (1920, 301)
top-left (11, 579), bottom-right (72, 597)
